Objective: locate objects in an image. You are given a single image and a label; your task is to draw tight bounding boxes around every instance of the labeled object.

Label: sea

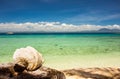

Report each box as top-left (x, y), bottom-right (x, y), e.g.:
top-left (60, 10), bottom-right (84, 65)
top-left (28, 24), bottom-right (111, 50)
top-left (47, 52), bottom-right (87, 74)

top-left (0, 33), bottom-right (120, 69)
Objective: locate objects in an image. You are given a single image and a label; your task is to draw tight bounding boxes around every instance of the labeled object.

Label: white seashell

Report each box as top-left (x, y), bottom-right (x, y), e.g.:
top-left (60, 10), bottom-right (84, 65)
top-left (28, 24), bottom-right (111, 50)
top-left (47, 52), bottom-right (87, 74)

top-left (13, 46), bottom-right (44, 71)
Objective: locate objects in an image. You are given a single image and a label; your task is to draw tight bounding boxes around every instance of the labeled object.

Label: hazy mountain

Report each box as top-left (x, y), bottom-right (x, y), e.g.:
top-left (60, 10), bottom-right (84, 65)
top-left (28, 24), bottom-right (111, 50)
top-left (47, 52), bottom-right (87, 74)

top-left (97, 28), bottom-right (120, 33)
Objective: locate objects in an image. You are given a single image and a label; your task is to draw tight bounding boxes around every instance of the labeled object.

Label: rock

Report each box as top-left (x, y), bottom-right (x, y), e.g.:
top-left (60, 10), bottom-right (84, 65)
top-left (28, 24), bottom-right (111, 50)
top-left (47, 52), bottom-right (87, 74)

top-left (0, 63), bottom-right (16, 79)
top-left (0, 63), bottom-right (65, 79)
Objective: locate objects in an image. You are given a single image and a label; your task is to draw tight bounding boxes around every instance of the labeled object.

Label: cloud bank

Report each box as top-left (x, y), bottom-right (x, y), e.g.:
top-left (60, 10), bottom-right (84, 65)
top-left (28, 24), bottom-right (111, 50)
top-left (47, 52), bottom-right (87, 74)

top-left (0, 22), bottom-right (120, 33)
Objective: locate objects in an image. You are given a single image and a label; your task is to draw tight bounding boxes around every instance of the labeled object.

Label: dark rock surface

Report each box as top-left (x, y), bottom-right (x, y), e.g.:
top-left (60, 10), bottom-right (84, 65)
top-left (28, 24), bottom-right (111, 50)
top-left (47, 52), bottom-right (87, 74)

top-left (0, 63), bottom-right (65, 79)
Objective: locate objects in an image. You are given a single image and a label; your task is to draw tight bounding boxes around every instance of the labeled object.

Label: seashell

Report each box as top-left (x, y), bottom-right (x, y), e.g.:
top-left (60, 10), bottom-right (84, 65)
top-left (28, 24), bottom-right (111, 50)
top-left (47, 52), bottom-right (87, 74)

top-left (13, 46), bottom-right (44, 71)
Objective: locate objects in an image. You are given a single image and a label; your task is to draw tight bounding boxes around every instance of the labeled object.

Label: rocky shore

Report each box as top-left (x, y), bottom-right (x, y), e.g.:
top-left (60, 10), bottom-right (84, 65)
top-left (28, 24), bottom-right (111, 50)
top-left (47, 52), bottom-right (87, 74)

top-left (0, 63), bottom-right (65, 79)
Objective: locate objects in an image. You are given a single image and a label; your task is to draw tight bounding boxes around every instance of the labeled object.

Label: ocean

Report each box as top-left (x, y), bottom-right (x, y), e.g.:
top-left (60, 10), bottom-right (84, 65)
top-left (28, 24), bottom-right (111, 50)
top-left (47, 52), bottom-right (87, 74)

top-left (0, 33), bottom-right (120, 69)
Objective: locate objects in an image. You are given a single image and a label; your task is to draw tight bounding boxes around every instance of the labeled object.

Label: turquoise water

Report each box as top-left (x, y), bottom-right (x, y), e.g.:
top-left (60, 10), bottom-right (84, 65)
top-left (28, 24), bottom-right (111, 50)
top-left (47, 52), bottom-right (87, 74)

top-left (0, 33), bottom-right (120, 69)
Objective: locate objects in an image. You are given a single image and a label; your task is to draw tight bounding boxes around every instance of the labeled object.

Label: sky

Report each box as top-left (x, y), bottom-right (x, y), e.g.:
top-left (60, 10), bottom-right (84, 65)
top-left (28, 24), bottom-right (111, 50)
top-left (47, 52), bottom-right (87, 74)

top-left (0, 0), bottom-right (120, 32)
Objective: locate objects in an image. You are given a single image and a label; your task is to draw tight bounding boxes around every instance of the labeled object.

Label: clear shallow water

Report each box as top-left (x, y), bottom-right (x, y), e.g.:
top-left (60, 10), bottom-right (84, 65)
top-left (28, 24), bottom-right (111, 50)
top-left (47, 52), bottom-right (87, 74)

top-left (0, 33), bottom-right (120, 69)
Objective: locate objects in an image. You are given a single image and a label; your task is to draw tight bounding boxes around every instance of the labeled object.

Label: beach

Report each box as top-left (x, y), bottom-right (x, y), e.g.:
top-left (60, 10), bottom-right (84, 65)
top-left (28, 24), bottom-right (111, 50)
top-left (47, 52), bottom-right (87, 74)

top-left (0, 33), bottom-right (120, 70)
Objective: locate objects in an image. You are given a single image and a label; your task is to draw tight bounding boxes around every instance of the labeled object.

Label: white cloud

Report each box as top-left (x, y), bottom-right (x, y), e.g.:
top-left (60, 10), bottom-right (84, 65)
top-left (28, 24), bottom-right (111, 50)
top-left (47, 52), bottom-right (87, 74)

top-left (0, 22), bottom-right (120, 33)
top-left (64, 13), bottom-right (120, 24)
top-left (98, 14), bottom-right (120, 22)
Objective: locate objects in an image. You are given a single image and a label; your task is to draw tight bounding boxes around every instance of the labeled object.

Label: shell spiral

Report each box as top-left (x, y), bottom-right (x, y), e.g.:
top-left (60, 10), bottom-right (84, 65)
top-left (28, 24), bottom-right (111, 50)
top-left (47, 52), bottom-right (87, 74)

top-left (13, 46), bottom-right (44, 71)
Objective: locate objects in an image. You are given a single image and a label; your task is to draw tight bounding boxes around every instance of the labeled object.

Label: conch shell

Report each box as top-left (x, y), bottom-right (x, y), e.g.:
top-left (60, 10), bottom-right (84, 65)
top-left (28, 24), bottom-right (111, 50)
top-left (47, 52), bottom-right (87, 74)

top-left (13, 46), bottom-right (44, 71)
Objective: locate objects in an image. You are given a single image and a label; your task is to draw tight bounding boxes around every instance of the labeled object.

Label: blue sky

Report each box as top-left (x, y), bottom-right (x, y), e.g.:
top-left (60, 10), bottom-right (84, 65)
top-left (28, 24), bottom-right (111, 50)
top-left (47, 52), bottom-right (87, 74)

top-left (0, 0), bottom-right (120, 25)
top-left (0, 0), bottom-right (120, 32)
